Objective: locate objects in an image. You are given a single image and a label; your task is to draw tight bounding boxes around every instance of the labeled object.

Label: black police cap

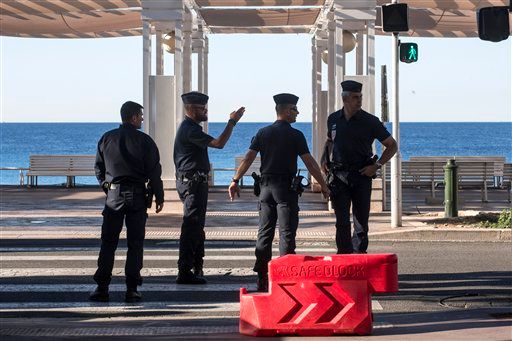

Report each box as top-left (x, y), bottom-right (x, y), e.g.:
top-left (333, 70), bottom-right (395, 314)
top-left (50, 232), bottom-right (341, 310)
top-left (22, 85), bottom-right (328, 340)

top-left (181, 91), bottom-right (209, 105)
top-left (341, 80), bottom-right (363, 93)
top-left (273, 93), bottom-right (299, 105)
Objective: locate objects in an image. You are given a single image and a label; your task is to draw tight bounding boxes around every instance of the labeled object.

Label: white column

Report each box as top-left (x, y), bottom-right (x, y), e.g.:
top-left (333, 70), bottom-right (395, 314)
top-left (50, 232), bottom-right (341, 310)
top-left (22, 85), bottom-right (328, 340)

top-left (327, 13), bottom-right (336, 114)
top-left (156, 31), bottom-right (164, 76)
top-left (316, 37), bottom-right (326, 160)
top-left (142, 20), bottom-right (152, 136)
top-left (182, 10), bottom-right (192, 93)
top-left (334, 11), bottom-right (345, 109)
top-left (174, 20), bottom-right (184, 128)
top-left (311, 37), bottom-right (318, 161)
top-left (356, 31), bottom-right (364, 75)
top-left (204, 36), bottom-right (209, 96)
top-left (367, 21), bottom-right (376, 79)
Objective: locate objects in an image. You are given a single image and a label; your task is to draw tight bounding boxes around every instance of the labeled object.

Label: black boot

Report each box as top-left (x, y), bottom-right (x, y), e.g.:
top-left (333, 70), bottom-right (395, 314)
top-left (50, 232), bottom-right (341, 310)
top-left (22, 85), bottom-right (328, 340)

top-left (176, 269), bottom-right (207, 284)
top-left (193, 265), bottom-right (204, 277)
top-left (257, 272), bottom-right (268, 292)
top-left (89, 286), bottom-right (109, 302)
top-left (125, 288), bottom-right (142, 303)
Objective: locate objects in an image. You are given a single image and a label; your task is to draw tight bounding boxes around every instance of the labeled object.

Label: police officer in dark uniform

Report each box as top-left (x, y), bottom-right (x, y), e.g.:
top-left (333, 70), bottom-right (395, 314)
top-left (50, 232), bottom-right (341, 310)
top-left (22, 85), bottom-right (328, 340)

top-left (174, 91), bottom-right (245, 284)
top-left (229, 93), bottom-right (329, 291)
top-left (90, 101), bottom-right (164, 303)
top-left (321, 81), bottom-right (397, 254)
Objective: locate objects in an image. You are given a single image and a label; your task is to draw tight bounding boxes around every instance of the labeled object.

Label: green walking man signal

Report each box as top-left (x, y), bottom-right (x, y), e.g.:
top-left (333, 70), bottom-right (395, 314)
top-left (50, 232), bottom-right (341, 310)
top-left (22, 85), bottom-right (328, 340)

top-left (400, 42), bottom-right (418, 63)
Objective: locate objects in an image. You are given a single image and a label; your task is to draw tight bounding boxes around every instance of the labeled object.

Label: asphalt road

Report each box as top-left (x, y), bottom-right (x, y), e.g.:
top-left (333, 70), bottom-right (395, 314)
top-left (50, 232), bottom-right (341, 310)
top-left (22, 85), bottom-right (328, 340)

top-left (1, 239), bottom-right (511, 340)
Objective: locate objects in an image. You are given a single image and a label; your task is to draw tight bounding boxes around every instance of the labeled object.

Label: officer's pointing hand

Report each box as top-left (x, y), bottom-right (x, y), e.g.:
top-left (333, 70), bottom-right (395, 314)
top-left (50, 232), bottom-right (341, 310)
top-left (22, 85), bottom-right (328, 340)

top-left (230, 107), bottom-right (245, 124)
top-left (155, 202), bottom-right (164, 213)
top-left (228, 182), bottom-right (240, 201)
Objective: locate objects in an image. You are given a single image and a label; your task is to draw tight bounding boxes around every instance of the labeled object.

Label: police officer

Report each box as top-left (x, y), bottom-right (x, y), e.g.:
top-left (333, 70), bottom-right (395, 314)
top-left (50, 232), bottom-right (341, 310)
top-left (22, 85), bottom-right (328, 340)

top-left (90, 101), bottom-right (164, 303)
top-left (174, 91), bottom-right (245, 284)
top-left (229, 93), bottom-right (329, 291)
top-left (321, 81), bottom-right (397, 254)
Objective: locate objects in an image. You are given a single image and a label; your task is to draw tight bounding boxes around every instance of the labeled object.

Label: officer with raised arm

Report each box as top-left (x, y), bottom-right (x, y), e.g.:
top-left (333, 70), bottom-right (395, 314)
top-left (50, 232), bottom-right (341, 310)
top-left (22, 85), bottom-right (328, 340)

top-left (229, 93), bottom-right (329, 292)
top-left (174, 91), bottom-right (245, 284)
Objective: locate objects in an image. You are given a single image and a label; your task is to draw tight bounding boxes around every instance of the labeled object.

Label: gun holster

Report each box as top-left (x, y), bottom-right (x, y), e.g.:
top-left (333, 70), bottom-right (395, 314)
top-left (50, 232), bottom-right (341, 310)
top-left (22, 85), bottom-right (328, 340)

top-left (145, 183), bottom-right (154, 208)
top-left (251, 172), bottom-right (261, 197)
top-left (291, 175), bottom-right (309, 197)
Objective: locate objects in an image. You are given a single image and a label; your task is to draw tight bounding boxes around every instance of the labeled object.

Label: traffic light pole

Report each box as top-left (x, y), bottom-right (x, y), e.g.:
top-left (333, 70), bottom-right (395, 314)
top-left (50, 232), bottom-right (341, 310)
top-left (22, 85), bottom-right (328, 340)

top-left (391, 29), bottom-right (403, 228)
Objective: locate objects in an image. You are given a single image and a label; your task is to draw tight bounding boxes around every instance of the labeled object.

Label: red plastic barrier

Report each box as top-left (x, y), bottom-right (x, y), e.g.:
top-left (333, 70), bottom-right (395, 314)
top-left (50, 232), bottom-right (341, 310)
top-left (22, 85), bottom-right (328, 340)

top-left (239, 254), bottom-right (398, 336)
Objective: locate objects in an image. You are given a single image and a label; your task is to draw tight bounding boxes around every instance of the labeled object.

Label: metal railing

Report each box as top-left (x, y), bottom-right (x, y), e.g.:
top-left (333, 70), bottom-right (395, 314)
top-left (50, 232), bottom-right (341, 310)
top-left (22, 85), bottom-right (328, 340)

top-left (0, 167), bottom-right (29, 186)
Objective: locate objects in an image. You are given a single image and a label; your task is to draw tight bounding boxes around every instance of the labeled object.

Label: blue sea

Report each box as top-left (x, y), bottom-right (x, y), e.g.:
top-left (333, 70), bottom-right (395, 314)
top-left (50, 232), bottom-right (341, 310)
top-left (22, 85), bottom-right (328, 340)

top-left (1, 122), bottom-right (511, 186)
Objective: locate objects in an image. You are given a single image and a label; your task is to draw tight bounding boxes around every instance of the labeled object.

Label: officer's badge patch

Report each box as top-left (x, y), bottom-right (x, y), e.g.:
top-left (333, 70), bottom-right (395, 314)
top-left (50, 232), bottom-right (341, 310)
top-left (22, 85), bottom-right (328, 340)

top-left (331, 124), bottom-right (337, 141)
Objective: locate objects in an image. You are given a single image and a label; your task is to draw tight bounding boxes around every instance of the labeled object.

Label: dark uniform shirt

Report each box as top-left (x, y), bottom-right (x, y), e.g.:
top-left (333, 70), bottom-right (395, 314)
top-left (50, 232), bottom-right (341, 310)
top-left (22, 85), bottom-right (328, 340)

top-left (174, 117), bottom-right (214, 174)
top-left (327, 109), bottom-right (390, 168)
top-left (250, 120), bottom-right (310, 176)
top-left (94, 123), bottom-right (164, 204)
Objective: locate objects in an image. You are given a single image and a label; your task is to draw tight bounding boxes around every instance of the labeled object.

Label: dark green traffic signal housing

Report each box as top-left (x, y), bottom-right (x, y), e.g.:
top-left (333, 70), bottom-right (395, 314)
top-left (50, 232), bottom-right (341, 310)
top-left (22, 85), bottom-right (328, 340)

top-left (400, 43), bottom-right (418, 63)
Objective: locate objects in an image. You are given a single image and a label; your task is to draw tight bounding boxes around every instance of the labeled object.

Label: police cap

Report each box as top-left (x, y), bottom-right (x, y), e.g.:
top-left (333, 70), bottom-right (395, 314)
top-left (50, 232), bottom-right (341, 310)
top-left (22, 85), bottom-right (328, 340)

top-left (181, 91), bottom-right (209, 105)
top-left (273, 93), bottom-right (299, 105)
top-left (341, 80), bottom-right (363, 93)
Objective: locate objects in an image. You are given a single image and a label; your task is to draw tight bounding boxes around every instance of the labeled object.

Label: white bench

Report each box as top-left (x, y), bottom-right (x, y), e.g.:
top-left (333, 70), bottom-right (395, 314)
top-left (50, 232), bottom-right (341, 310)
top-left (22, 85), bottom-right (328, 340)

top-left (502, 163), bottom-right (512, 203)
top-left (235, 155), bottom-right (261, 186)
top-left (385, 160), bottom-right (496, 202)
top-left (409, 156), bottom-right (505, 178)
top-left (26, 155), bottom-right (96, 187)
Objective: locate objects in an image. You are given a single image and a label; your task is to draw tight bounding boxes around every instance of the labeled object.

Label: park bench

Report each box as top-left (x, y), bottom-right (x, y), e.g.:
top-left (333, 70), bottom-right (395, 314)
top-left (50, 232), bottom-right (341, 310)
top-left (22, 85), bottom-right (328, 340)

top-left (502, 163), bottom-right (512, 203)
top-left (409, 156), bottom-right (505, 180)
top-left (26, 155), bottom-right (96, 187)
top-left (386, 160), bottom-right (496, 202)
top-left (235, 155), bottom-right (261, 186)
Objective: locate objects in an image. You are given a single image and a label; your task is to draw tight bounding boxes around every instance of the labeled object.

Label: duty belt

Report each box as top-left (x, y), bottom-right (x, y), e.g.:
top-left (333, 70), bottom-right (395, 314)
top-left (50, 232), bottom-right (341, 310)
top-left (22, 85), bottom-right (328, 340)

top-left (109, 183), bottom-right (146, 193)
top-left (177, 171), bottom-right (209, 183)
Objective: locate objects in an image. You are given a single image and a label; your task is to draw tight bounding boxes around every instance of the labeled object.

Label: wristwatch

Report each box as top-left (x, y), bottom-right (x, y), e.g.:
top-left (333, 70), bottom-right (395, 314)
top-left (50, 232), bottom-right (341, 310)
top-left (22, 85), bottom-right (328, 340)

top-left (231, 178), bottom-right (239, 184)
top-left (375, 161), bottom-right (383, 169)
top-left (228, 118), bottom-right (237, 126)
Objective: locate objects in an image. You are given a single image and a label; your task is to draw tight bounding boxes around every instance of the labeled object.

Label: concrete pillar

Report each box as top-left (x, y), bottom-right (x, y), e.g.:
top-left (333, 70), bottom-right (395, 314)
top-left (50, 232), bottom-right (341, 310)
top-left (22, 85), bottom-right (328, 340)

top-left (142, 20), bottom-right (152, 136)
top-left (156, 31), bottom-right (164, 76)
top-left (334, 10), bottom-right (345, 109)
top-left (174, 20), bottom-right (184, 128)
top-left (311, 37), bottom-right (318, 161)
top-left (356, 31), bottom-right (364, 75)
top-left (327, 12), bottom-right (336, 115)
top-left (182, 9), bottom-right (192, 93)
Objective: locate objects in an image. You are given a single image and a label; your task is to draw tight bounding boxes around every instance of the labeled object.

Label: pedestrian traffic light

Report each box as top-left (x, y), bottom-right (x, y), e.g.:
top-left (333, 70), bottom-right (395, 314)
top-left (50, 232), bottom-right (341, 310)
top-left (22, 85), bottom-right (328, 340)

top-left (477, 7), bottom-right (510, 42)
top-left (400, 43), bottom-right (418, 63)
top-left (381, 3), bottom-right (409, 32)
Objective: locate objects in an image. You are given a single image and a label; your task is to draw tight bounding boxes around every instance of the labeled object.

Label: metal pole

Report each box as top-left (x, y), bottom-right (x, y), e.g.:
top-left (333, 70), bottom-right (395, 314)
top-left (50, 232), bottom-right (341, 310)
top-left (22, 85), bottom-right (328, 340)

top-left (391, 28), bottom-right (402, 227)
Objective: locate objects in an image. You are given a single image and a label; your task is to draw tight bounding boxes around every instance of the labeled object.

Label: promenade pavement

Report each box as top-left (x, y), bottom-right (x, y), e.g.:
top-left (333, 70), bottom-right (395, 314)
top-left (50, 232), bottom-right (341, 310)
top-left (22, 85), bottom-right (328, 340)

top-left (1, 185), bottom-right (510, 242)
top-left (1, 185), bottom-right (510, 340)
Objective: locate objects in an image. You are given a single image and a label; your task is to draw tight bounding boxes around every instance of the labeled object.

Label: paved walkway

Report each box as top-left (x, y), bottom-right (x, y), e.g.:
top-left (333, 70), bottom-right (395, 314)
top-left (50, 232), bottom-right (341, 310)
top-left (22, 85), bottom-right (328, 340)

top-left (1, 186), bottom-right (510, 242)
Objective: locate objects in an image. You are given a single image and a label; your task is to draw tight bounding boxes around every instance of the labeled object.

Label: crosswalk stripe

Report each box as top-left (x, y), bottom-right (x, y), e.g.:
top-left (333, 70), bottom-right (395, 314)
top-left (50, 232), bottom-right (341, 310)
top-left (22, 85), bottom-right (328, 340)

top-left (0, 301), bottom-right (383, 311)
top-left (0, 268), bottom-right (256, 277)
top-left (0, 283), bottom-right (256, 292)
top-left (0, 247), bottom-right (336, 253)
top-left (1, 255), bottom-right (256, 261)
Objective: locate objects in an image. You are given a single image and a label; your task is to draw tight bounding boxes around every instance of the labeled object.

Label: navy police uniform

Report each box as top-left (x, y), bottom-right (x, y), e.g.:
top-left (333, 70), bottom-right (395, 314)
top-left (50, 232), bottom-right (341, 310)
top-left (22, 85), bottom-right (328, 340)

top-left (173, 92), bottom-right (213, 281)
top-left (94, 118), bottom-right (164, 291)
top-left (250, 93), bottom-right (310, 276)
top-left (328, 81), bottom-right (390, 253)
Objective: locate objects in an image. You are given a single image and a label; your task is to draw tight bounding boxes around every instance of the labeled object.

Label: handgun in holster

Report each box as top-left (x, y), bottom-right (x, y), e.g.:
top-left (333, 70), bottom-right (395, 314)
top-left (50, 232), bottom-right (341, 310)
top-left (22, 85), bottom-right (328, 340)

top-left (291, 170), bottom-right (310, 197)
top-left (251, 172), bottom-right (261, 197)
top-left (324, 144), bottom-right (343, 199)
top-left (145, 182), bottom-right (154, 208)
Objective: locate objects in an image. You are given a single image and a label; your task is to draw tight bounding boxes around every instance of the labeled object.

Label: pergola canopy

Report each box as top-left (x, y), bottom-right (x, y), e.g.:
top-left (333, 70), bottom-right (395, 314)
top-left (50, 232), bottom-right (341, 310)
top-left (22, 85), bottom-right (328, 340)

top-left (1, 0), bottom-right (510, 38)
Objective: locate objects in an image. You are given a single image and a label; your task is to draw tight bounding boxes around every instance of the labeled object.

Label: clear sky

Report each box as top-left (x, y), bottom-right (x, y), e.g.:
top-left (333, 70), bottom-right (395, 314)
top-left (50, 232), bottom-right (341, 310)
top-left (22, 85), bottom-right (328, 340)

top-left (1, 32), bottom-right (511, 123)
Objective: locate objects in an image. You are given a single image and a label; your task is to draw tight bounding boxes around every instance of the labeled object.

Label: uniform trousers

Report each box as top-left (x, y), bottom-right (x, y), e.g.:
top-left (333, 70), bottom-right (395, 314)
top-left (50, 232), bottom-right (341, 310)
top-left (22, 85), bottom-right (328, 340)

top-left (253, 178), bottom-right (299, 274)
top-left (176, 179), bottom-right (208, 271)
top-left (94, 186), bottom-right (147, 289)
top-left (331, 172), bottom-right (372, 254)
